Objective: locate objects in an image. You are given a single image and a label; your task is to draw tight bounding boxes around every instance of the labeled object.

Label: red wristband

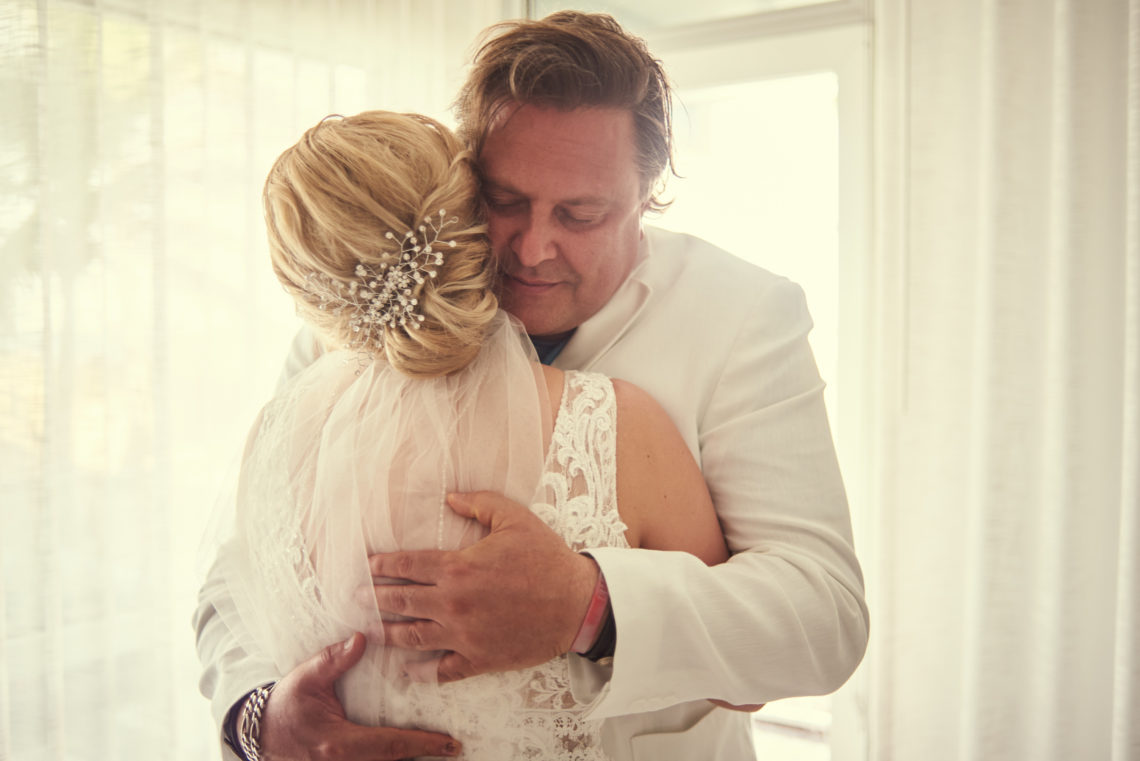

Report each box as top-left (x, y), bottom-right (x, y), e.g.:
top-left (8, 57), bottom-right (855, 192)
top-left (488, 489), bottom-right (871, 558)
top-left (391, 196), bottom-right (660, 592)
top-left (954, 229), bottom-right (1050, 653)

top-left (571, 572), bottom-right (610, 654)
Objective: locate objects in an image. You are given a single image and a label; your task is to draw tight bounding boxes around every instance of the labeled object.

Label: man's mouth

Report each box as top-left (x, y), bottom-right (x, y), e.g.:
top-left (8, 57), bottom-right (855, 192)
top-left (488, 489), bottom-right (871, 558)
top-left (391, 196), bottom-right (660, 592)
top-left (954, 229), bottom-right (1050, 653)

top-left (505, 273), bottom-right (561, 294)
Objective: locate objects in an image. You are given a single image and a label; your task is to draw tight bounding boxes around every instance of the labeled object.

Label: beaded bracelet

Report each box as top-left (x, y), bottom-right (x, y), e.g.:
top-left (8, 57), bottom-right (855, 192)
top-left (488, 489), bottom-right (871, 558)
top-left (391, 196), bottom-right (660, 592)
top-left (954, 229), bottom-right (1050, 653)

top-left (237, 683), bottom-right (275, 761)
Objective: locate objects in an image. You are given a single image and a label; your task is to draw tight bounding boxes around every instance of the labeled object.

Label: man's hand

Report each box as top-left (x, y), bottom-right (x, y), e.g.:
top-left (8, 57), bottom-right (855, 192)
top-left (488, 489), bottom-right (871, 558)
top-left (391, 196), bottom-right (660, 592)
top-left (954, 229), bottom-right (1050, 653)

top-left (258, 632), bottom-right (460, 760)
top-left (367, 491), bottom-right (598, 683)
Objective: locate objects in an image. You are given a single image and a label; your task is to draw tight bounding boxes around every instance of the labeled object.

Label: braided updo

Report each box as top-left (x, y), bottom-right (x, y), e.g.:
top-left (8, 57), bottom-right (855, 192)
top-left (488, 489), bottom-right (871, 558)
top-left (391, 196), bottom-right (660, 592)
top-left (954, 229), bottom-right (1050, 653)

top-left (264, 111), bottom-right (498, 378)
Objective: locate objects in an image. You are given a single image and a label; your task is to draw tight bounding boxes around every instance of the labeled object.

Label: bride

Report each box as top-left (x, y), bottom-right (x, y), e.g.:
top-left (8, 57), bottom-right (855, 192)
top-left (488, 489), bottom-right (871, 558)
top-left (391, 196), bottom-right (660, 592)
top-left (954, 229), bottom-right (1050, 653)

top-left (207, 110), bottom-right (727, 759)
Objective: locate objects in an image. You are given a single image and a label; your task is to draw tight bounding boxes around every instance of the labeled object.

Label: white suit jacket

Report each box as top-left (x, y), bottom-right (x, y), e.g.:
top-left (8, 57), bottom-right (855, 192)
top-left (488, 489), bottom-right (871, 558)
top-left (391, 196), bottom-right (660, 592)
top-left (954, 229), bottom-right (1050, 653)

top-left (194, 226), bottom-right (868, 760)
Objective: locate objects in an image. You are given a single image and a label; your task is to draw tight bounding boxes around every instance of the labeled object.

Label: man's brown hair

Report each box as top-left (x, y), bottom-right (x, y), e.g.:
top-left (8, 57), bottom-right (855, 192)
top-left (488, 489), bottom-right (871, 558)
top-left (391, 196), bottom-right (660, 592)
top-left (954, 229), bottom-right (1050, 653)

top-left (455, 11), bottom-right (675, 212)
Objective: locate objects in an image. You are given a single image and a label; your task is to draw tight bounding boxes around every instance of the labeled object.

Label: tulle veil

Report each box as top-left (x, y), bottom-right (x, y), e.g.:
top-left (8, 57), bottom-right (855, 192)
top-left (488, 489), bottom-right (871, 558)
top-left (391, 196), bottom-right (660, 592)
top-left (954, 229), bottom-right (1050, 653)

top-left (200, 310), bottom-right (552, 727)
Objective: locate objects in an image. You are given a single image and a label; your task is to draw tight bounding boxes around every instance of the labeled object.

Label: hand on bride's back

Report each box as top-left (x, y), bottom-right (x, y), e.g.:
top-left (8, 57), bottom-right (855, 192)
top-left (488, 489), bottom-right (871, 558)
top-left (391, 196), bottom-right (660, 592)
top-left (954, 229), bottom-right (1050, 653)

top-left (366, 491), bottom-right (600, 682)
top-left (258, 633), bottom-right (460, 760)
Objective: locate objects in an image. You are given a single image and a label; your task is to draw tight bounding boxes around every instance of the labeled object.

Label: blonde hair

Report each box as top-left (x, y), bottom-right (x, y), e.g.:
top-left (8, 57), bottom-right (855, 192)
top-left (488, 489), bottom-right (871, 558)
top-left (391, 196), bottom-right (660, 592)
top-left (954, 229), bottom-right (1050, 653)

top-left (454, 11), bottom-right (675, 212)
top-left (264, 111), bottom-right (497, 378)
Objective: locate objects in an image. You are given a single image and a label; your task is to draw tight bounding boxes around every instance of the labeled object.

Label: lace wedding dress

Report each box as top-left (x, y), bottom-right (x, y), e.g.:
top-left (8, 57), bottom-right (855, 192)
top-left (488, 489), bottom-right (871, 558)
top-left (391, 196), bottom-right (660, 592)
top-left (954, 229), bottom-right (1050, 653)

top-left (207, 312), bottom-right (629, 760)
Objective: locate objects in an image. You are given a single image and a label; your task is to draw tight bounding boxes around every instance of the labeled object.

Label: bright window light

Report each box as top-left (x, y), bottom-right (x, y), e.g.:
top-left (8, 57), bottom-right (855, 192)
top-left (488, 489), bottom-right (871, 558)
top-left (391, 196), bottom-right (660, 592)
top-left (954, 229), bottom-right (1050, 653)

top-left (657, 71), bottom-right (841, 427)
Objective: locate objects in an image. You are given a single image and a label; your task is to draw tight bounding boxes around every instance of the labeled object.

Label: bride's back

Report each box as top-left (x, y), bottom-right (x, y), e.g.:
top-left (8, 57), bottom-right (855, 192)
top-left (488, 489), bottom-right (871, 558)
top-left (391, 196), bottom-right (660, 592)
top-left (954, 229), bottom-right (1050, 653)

top-left (221, 110), bottom-right (725, 759)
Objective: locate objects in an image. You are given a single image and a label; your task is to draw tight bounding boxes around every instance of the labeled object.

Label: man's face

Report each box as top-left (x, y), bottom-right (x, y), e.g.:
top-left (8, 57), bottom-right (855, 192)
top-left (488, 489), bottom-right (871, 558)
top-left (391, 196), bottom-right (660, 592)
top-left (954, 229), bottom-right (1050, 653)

top-left (479, 104), bottom-right (647, 339)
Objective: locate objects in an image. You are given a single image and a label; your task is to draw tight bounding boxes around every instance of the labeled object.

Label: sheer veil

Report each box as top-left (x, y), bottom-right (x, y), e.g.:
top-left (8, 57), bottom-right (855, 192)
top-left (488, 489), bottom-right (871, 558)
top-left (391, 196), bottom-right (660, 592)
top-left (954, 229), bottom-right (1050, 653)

top-left (202, 311), bottom-right (552, 726)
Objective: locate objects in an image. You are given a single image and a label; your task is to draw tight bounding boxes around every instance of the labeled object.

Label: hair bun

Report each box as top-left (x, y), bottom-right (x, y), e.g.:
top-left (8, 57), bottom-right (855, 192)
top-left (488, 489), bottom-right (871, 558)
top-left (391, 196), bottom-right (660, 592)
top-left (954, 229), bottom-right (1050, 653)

top-left (263, 111), bottom-right (499, 377)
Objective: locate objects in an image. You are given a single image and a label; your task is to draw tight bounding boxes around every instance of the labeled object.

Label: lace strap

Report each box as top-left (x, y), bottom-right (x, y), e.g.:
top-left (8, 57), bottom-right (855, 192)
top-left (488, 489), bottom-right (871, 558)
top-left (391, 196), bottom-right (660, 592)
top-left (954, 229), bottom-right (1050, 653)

top-left (535, 370), bottom-right (628, 551)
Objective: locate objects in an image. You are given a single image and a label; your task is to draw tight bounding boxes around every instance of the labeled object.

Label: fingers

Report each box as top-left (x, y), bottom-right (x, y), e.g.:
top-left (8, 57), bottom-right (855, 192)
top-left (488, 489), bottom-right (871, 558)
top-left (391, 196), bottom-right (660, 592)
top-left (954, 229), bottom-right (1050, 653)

top-left (435, 651), bottom-right (480, 684)
top-left (446, 490), bottom-right (528, 529)
top-left (396, 651), bottom-right (480, 684)
top-left (303, 633), bottom-right (366, 691)
top-left (369, 581), bottom-right (446, 622)
top-left (345, 725), bottom-right (461, 759)
top-left (380, 619), bottom-right (449, 651)
top-left (259, 636), bottom-right (462, 761)
top-left (402, 654), bottom-right (444, 683)
top-left (368, 549), bottom-right (447, 583)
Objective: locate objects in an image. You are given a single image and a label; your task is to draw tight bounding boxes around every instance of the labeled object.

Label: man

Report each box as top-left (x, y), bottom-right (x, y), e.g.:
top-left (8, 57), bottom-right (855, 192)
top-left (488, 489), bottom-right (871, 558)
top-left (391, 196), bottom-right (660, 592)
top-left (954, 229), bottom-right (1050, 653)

top-left (195, 11), bottom-right (868, 760)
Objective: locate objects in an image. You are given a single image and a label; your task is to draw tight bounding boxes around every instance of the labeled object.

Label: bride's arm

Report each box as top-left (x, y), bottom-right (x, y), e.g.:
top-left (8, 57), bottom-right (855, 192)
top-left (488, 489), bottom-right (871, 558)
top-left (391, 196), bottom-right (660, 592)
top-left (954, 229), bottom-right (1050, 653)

top-left (611, 378), bottom-right (728, 566)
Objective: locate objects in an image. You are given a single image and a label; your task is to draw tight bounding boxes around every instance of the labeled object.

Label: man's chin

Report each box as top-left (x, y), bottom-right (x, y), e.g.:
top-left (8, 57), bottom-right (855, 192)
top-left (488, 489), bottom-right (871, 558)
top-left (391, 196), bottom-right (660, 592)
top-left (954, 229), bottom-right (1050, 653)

top-left (501, 300), bottom-right (571, 340)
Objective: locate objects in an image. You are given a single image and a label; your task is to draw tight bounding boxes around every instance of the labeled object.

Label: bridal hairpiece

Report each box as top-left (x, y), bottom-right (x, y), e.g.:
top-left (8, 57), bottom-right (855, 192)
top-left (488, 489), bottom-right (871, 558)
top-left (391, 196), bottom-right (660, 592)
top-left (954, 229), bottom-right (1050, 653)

top-left (307, 209), bottom-right (458, 353)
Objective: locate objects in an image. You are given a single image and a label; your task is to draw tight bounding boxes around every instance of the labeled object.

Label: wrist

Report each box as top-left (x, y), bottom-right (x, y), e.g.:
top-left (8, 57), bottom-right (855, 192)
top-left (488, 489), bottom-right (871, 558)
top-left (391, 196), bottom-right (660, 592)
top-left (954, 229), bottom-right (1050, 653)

top-left (230, 683), bottom-right (276, 761)
top-left (570, 555), bottom-right (616, 661)
top-left (580, 604), bottom-right (616, 662)
top-left (571, 571), bottom-right (610, 654)
top-left (222, 692), bottom-right (251, 758)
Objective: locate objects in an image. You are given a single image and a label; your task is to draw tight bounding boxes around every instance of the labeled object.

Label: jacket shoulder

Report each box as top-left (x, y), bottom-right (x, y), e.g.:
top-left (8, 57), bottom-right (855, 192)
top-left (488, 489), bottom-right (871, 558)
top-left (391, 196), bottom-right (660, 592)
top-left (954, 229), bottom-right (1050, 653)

top-left (642, 226), bottom-right (805, 316)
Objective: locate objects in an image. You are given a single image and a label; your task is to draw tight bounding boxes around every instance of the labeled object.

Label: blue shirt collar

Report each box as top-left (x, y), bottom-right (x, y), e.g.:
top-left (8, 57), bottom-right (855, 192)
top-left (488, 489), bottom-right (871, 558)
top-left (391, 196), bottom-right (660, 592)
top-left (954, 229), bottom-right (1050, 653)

top-left (530, 331), bottom-right (575, 365)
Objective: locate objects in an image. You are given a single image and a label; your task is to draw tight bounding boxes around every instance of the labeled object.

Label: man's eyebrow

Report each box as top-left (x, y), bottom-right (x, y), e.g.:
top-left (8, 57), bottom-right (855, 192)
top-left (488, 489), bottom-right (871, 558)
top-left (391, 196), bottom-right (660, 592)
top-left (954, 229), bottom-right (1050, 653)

top-left (482, 178), bottom-right (516, 194)
top-left (561, 197), bottom-right (609, 209)
top-left (482, 179), bottom-right (609, 208)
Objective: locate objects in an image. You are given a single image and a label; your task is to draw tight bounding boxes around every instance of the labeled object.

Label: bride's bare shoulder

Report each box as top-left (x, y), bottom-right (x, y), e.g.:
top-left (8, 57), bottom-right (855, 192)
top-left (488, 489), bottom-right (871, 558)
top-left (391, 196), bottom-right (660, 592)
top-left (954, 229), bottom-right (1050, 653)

top-left (610, 378), bottom-right (728, 565)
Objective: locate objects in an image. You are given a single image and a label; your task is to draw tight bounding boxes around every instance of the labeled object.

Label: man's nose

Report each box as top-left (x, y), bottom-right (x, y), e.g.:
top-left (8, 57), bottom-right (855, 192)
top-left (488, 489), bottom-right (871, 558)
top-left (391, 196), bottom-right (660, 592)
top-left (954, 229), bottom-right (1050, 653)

top-left (512, 214), bottom-right (558, 268)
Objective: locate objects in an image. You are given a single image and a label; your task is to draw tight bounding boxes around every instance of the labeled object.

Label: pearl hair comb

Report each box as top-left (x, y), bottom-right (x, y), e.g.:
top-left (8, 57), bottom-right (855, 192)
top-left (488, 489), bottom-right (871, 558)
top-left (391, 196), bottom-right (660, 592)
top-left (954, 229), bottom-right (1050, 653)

top-left (306, 209), bottom-right (458, 354)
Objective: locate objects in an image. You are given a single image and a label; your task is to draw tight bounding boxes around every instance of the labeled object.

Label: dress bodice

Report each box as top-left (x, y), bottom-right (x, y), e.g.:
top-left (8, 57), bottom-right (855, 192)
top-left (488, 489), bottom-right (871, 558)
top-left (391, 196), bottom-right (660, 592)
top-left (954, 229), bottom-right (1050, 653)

top-left (223, 320), bottom-right (630, 759)
top-left (385, 370), bottom-right (630, 760)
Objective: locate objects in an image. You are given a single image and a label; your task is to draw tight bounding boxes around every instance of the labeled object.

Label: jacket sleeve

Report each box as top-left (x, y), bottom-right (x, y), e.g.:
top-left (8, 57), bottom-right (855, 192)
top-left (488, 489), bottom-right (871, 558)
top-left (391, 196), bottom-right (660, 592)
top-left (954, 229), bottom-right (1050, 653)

top-left (193, 326), bottom-right (321, 738)
top-left (583, 278), bottom-right (868, 719)
top-left (192, 542), bottom-right (279, 729)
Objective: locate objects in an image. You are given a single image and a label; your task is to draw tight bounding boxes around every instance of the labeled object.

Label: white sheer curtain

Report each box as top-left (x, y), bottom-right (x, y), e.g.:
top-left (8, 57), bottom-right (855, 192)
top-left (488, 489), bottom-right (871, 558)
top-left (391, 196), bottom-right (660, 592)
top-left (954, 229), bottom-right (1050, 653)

top-left (0, 1), bottom-right (516, 758)
top-left (867, 0), bottom-right (1139, 758)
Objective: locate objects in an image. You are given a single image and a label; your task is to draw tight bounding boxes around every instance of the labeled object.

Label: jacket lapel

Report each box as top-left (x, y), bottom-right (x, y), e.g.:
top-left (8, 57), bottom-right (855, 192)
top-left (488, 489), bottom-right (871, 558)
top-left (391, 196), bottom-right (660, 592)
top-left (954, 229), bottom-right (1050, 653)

top-left (553, 237), bottom-right (654, 371)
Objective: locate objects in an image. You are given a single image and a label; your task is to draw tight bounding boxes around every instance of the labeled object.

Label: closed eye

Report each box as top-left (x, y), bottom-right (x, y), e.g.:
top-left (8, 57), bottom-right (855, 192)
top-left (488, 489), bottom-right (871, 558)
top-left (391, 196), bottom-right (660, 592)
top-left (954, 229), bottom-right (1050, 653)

top-left (485, 194), bottom-right (527, 214)
top-left (558, 207), bottom-right (605, 227)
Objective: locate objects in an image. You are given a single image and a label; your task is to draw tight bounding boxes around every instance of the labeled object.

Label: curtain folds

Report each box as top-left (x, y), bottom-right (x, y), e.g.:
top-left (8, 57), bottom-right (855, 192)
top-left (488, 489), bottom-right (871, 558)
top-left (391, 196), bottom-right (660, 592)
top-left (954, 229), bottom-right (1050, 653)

top-left (0, 2), bottom-right (516, 759)
top-left (1113, 7), bottom-right (1140, 759)
top-left (870, 0), bottom-right (1139, 758)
